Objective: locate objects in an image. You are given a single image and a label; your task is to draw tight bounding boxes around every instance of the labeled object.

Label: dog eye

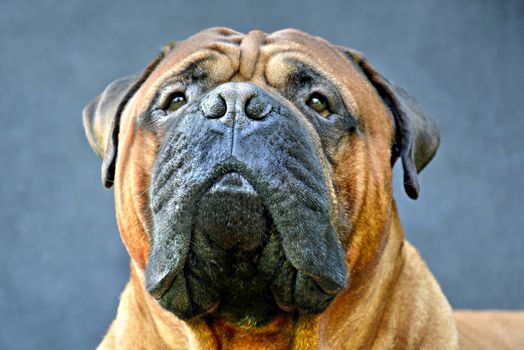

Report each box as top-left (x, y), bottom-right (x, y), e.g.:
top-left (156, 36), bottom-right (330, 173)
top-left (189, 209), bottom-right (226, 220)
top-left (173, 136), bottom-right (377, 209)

top-left (307, 93), bottom-right (331, 117)
top-left (166, 92), bottom-right (187, 112)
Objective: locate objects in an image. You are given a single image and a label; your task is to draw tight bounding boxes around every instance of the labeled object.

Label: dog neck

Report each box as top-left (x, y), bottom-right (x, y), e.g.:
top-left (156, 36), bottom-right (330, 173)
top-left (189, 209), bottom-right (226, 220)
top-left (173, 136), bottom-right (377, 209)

top-left (100, 203), bottom-right (457, 349)
top-left (114, 268), bottom-right (323, 349)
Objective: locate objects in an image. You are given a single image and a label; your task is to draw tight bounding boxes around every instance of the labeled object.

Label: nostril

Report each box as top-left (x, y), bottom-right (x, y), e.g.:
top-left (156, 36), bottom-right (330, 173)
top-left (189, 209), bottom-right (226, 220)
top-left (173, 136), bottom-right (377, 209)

top-left (245, 95), bottom-right (272, 120)
top-left (201, 94), bottom-right (227, 119)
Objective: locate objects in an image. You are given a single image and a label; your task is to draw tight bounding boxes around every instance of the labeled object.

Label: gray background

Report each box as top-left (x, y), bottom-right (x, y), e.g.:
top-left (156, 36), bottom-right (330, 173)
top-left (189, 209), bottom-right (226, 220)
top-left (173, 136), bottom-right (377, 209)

top-left (1, 0), bottom-right (523, 348)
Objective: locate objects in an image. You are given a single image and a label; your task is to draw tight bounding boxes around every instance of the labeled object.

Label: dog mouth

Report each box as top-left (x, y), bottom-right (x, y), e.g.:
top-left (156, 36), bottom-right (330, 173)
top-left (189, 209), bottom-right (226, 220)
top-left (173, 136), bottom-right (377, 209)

top-left (145, 165), bottom-right (347, 324)
top-left (146, 171), bottom-right (340, 326)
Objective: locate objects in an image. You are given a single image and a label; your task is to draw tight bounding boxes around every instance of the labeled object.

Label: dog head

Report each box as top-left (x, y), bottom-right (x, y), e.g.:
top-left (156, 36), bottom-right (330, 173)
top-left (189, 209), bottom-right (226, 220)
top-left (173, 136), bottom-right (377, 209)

top-left (83, 28), bottom-right (438, 326)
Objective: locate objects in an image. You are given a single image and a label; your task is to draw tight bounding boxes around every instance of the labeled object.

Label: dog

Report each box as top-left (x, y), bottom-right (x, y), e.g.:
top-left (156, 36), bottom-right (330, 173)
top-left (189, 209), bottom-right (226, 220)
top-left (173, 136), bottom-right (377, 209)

top-left (83, 28), bottom-right (524, 349)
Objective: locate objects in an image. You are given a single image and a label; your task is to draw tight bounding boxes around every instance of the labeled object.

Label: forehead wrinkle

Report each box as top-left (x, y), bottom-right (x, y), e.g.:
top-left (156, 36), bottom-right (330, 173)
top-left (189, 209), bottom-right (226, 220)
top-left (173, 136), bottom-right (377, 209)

top-left (238, 30), bottom-right (266, 79)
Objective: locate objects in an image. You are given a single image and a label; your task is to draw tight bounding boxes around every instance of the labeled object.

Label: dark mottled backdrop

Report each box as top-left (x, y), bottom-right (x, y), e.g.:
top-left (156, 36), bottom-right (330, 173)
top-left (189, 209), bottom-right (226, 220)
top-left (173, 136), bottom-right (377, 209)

top-left (1, 0), bottom-right (523, 348)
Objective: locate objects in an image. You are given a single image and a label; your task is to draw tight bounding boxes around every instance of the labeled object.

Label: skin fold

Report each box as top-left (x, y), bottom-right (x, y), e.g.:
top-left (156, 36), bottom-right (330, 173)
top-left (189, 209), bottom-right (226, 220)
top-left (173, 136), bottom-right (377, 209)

top-left (83, 28), bottom-right (523, 349)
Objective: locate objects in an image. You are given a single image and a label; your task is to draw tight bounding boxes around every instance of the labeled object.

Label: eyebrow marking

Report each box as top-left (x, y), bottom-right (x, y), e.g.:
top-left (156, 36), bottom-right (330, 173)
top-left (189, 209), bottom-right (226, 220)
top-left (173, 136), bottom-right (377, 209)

top-left (277, 58), bottom-right (359, 118)
top-left (163, 57), bottom-right (212, 84)
top-left (264, 56), bottom-right (360, 121)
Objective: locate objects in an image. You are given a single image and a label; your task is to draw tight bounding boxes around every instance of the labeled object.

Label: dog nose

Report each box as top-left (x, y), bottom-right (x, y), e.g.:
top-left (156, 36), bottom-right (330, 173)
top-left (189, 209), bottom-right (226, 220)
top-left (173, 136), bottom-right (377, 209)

top-left (201, 82), bottom-right (272, 121)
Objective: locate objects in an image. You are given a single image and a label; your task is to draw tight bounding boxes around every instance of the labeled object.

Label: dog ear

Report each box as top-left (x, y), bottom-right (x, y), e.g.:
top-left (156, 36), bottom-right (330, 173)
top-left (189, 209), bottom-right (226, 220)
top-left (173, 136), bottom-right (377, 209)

top-left (339, 47), bottom-right (440, 199)
top-left (82, 42), bottom-right (175, 188)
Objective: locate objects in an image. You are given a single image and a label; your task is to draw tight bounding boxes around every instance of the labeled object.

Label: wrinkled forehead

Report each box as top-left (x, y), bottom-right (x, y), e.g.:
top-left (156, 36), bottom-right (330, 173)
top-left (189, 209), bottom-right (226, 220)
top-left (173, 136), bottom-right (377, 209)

top-left (137, 28), bottom-right (373, 115)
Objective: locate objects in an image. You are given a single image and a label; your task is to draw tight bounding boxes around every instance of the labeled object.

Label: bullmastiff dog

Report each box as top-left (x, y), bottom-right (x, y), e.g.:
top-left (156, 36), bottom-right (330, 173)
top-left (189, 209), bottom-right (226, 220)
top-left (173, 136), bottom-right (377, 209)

top-left (83, 28), bottom-right (523, 349)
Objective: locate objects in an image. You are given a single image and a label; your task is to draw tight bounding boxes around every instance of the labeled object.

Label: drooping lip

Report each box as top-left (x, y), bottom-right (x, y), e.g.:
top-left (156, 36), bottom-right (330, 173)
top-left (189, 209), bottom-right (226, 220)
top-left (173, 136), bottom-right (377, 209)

top-left (146, 156), bottom-right (349, 318)
top-left (146, 160), bottom-right (265, 299)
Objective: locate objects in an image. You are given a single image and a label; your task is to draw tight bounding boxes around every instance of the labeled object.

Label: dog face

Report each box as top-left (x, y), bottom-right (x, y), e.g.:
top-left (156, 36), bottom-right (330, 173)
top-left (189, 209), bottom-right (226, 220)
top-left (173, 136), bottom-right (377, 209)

top-left (83, 28), bottom-right (439, 326)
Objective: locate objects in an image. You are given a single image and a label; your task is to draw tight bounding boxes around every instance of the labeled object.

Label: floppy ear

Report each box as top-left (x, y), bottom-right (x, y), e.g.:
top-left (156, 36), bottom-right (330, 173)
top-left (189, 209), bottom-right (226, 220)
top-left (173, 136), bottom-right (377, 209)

top-left (82, 42), bottom-right (175, 188)
top-left (340, 47), bottom-right (440, 199)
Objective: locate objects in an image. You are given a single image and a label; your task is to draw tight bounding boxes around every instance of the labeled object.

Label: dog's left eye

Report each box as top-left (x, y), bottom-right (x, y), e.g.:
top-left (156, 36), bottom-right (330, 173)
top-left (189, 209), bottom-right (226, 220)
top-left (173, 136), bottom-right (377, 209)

top-left (307, 93), bottom-right (331, 117)
top-left (166, 92), bottom-right (187, 112)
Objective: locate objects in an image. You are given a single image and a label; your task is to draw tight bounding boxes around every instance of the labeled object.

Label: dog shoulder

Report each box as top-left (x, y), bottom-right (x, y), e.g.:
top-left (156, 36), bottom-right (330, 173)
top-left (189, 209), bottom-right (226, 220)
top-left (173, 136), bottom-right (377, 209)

top-left (455, 310), bottom-right (524, 350)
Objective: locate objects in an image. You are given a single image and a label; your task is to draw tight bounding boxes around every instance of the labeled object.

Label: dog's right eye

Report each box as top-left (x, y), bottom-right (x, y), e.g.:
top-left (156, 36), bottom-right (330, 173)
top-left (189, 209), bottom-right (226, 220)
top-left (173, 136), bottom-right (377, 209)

top-left (165, 92), bottom-right (187, 112)
top-left (307, 93), bottom-right (331, 117)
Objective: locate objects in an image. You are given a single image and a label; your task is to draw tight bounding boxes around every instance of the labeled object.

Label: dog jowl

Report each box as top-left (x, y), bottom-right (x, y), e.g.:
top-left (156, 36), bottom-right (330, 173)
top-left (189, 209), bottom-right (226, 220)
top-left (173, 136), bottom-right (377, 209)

top-left (83, 28), bottom-right (439, 338)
